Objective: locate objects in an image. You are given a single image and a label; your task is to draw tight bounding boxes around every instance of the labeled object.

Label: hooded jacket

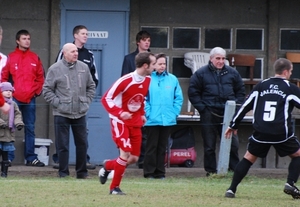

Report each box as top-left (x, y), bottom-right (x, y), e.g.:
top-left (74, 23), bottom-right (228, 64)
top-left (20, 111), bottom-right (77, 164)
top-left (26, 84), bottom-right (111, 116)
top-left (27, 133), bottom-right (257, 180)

top-left (145, 70), bottom-right (183, 126)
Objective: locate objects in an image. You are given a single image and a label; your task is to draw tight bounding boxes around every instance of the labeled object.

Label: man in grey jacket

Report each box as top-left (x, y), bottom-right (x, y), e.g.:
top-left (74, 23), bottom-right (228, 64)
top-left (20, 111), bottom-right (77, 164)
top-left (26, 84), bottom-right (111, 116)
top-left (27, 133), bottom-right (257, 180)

top-left (43, 43), bottom-right (96, 178)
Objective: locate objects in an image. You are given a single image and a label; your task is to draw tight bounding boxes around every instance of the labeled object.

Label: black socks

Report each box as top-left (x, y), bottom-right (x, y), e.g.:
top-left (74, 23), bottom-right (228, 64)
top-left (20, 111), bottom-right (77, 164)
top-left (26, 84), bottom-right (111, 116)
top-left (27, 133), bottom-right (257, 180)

top-left (228, 158), bottom-right (253, 193)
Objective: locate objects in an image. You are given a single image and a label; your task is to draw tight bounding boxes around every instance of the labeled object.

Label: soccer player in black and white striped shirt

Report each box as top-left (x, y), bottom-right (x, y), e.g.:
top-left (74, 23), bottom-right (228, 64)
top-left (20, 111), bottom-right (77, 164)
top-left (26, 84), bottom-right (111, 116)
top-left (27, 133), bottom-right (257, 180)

top-left (224, 58), bottom-right (300, 199)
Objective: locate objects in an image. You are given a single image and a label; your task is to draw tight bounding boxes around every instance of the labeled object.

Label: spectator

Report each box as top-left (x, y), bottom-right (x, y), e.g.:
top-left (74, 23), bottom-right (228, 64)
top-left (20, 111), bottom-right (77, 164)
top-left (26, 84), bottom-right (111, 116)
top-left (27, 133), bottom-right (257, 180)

top-left (1, 29), bottom-right (45, 167)
top-left (43, 43), bottom-right (95, 178)
top-left (188, 47), bottom-right (245, 176)
top-left (121, 30), bottom-right (151, 169)
top-left (0, 82), bottom-right (24, 177)
top-left (53, 25), bottom-right (98, 170)
top-left (224, 58), bottom-right (300, 199)
top-left (143, 53), bottom-right (183, 179)
top-left (99, 52), bottom-right (156, 195)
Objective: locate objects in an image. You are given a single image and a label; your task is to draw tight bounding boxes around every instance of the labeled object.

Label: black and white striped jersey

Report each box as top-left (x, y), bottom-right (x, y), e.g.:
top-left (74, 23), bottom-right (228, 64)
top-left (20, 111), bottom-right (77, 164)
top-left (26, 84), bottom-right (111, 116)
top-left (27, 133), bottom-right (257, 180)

top-left (230, 77), bottom-right (300, 143)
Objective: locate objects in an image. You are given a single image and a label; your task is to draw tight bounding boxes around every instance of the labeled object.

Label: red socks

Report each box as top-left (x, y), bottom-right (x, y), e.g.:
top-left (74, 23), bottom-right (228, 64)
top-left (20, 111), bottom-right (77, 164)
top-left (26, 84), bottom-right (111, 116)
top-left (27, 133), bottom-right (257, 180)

top-left (110, 157), bottom-right (127, 190)
top-left (105, 159), bottom-right (116, 171)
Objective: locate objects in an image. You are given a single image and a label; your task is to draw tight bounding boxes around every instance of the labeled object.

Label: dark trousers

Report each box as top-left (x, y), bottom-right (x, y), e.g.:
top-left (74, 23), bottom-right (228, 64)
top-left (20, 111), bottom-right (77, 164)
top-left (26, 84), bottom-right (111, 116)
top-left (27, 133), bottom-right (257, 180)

top-left (200, 109), bottom-right (239, 173)
top-left (143, 126), bottom-right (171, 178)
top-left (54, 115), bottom-right (88, 177)
top-left (52, 117), bottom-right (90, 163)
top-left (137, 127), bottom-right (147, 167)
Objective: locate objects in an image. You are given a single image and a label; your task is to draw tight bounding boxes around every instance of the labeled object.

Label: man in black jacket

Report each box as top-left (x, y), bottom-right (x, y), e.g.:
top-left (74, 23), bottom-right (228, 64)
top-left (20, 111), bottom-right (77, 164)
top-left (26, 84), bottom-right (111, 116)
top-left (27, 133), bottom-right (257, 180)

top-left (120, 30), bottom-right (151, 76)
top-left (53, 25), bottom-right (98, 170)
top-left (188, 47), bottom-right (245, 176)
top-left (120, 30), bottom-right (151, 169)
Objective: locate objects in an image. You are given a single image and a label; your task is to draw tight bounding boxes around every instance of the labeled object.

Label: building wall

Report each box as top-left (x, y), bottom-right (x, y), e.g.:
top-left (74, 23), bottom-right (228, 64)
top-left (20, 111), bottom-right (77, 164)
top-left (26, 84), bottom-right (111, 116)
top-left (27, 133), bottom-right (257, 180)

top-left (0, 0), bottom-right (299, 168)
top-left (0, 0), bottom-right (53, 164)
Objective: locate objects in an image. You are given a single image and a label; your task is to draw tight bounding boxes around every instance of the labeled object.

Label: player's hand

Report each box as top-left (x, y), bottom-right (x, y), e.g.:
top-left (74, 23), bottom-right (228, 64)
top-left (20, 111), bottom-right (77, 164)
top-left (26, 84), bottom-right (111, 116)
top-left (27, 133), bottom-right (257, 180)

top-left (120, 111), bottom-right (132, 120)
top-left (224, 127), bottom-right (238, 139)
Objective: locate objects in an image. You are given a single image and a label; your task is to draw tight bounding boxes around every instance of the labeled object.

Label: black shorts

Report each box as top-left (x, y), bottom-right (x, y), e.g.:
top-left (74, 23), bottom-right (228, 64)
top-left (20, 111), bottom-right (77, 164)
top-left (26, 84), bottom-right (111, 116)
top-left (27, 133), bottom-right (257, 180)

top-left (248, 136), bottom-right (300, 158)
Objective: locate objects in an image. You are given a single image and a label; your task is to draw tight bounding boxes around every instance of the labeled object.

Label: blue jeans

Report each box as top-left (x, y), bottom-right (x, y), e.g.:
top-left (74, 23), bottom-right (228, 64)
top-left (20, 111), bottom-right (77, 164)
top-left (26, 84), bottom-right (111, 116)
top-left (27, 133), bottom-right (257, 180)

top-left (11, 98), bottom-right (38, 162)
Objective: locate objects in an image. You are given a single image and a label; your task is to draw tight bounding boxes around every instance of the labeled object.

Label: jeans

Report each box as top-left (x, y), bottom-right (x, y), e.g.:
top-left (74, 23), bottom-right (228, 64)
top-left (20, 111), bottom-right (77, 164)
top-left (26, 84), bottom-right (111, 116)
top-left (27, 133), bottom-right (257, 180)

top-left (13, 98), bottom-right (37, 162)
top-left (200, 109), bottom-right (240, 173)
top-left (54, 115), bottom-right (88, 177)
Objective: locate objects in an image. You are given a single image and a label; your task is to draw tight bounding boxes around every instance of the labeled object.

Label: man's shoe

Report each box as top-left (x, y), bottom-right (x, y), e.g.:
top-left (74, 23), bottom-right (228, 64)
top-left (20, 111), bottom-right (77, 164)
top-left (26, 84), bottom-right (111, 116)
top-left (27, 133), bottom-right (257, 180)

top-left (26, 159), bottom-right (45, 167)
top-left (86, 162), bottom-right (96, 170)
top-left (58, 173), bottom-right (69, 178)
top-left (206, 171), bottom-right (217, 177)
top-left (53, 163), bottom-right (59, 169)
top-left (110, 187), bottom-right (126, 195)
top-left (8, 160), bottom-right (11, 167)
top-left (99, 160), bottom-right (111, 184)
top-left (284, 183), bottom-right (300, 199)
top-left (77, 174), bottom-right (89, 179)
top-left (225, 189), bottom-right (235, 198)
top-left (99, 167), bottom-right (111, 184)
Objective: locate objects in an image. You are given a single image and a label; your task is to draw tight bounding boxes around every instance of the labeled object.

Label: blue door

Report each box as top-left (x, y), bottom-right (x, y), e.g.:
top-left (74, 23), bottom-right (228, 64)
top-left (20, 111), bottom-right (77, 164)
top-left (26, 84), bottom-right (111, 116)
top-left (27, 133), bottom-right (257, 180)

top-left (60, 0), bottom-right (129, 164)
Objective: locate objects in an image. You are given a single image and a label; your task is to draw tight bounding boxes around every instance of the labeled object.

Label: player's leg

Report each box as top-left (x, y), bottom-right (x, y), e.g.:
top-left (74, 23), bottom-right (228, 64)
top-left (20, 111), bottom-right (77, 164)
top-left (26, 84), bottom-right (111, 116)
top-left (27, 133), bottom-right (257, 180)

top-left (225, 138), bottom-right (264, 198)
top-left (278, 137), bottom-right (300, 199)
top-left (100, 120), bottom-right (130, 195)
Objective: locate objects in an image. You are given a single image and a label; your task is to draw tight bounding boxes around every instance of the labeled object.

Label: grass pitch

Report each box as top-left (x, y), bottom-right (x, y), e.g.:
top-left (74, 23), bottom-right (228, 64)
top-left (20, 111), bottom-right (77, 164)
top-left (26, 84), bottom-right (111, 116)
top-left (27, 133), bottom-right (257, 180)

top-left (1, 174), bottom-right (300, 207)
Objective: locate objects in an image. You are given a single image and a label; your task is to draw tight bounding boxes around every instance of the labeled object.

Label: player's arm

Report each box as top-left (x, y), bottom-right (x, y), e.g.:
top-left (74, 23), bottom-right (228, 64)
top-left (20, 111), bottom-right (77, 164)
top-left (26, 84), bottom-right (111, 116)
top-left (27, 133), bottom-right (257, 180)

top-left (225, 127), bottom-right (238, 139)
top-left (101, 79), bottom-right (127, 118)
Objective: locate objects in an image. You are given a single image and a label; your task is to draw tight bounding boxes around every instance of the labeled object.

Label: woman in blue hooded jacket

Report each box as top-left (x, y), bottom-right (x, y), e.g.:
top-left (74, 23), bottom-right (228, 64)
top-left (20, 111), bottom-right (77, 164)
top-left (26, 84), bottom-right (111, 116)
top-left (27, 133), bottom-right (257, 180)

top-left (143, 53), bottom-right (183, 179)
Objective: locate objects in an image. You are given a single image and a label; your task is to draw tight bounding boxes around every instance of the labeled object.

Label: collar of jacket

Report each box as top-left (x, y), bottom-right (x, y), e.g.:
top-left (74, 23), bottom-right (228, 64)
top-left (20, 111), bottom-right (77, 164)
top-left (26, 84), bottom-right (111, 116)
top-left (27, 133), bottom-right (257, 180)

top-left (73, 41), bottom-right (86, 51)
top-left (154, 70), bottom-right (168, 76)
top-left (208, 60), bottom-right (228, 75)
top-left (136, 48), bottom-right (151, 53)
top-left (62, 58), bottom-right (76, 68)
top-left (15, 46), bottom-right (30, 54)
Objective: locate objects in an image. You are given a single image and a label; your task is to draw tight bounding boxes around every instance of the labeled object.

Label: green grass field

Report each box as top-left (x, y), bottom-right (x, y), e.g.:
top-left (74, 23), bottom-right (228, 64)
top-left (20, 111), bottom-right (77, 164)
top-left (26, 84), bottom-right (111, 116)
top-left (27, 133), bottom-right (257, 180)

top-left (1, 175), bottom-right (300, 207)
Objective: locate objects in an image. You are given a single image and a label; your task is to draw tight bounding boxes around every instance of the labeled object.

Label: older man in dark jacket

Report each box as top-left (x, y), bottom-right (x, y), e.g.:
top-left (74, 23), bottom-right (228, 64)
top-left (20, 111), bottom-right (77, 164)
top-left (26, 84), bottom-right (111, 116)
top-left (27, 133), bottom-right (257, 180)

top-left (188, 47), bottom-right (245, 176)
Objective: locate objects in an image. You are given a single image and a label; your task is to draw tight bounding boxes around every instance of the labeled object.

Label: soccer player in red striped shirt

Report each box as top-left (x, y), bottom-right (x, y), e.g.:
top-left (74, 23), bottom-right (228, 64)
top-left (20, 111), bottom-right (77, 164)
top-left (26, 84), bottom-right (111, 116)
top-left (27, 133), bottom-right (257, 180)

top-left (100, 52), bottom-right (156, 195)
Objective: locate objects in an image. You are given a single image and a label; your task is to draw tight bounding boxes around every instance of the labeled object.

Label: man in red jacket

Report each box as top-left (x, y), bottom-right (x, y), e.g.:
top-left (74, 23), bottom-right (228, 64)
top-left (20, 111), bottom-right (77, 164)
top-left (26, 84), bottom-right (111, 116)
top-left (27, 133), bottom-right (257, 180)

top-left (1, 29), bottom-right (45, 167)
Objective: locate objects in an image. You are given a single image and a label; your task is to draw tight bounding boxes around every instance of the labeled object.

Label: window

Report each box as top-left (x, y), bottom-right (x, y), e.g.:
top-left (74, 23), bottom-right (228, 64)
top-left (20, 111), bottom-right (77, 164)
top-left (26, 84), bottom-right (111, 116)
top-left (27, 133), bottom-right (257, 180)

top-left (173, 28), bottom-right (200, 49)
top-left (280, 29), bottom-right (300, 50)
top-left (236, 29), bottom-right (263, 50)
top-left (141, 27), bottom-right (169, 48)
top-left (205, 29), bottom-right (231, 49)
top-left (172, 57), bottom-right (192, 78)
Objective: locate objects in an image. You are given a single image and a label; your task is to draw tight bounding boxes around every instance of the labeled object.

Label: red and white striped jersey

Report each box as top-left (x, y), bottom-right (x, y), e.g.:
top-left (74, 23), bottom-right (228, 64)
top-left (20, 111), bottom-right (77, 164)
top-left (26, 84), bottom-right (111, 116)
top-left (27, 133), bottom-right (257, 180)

top-left (101, 71), bottom-right (151, 127)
